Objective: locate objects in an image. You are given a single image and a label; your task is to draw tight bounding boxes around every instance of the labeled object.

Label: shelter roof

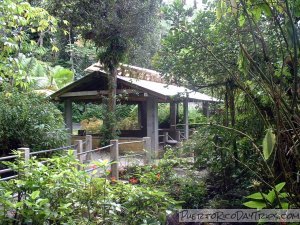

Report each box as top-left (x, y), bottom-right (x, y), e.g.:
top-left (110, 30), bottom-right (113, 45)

top-left (51, 63), bottom-right (219, 102)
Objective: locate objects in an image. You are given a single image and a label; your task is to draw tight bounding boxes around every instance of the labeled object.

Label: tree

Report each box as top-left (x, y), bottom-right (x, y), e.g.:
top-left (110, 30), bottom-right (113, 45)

top-left (64, 0), bottom-right (162, 141)
top-left (155, 0), bottom-right (300, 203)
top-left (0, 0), bottom-right (57, 88)
top-left (18, 54), bottom-right (74, 90)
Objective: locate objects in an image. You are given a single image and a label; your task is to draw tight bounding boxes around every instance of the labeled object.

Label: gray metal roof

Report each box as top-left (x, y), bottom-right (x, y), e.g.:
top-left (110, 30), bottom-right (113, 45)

top-left (117, 76), bottom-right (219, 102)
top-left (51, 63), bottom-right (219, 102)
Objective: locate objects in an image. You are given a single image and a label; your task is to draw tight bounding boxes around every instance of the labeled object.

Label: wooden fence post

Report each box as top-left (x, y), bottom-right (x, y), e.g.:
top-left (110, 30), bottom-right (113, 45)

top-left (163, 132), bottom-right (168, 144)
top-left (85, 135), bottom-right (92, 161)
top-left (143, 137), bottom-right (152, 164)
top-left (75, 140), bottom-right (83, 163)
top-left (18, 147), bottom-right (30, 163)
top-left (110, 140), bottom-right (119, 180)
top-left (176, 130), bottom-right (181, 142)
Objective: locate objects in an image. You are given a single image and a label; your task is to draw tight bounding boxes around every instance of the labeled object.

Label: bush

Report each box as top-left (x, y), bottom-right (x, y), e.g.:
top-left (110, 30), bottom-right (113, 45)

top-left (80, 117), bottom-right (103, 134)
top-left (158, 103), bottom-right (207, 128)
top-left (0, 88), bottom-right (68, 155)
top-left (123, 149), bottom-right (207, 209)
top-left (0, 152), bottom-right (179, 224)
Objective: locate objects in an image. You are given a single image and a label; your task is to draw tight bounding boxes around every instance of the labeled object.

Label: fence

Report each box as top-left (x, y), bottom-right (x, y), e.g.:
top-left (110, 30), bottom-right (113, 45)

top-left (82, 137), bottom-right (152, 180)
top-left (158, 125), bottom-right (199, 145)
top-left (0, 135), bottom-right (152, 182)
top-left (0, 144), bottom-right (78, 181)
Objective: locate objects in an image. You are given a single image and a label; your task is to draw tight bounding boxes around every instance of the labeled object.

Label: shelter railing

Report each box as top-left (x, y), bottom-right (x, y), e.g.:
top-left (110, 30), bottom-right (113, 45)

top-left (0, 135), bottom-right (152, 182)
top-left (0, 144), bottom-right (77, 181)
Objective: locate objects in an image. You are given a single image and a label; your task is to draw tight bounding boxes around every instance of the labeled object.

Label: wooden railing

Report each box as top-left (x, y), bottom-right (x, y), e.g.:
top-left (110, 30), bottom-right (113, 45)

top-left (0, 144), bottom-right (78, 181)
top-left (0, 135), bottom-right (152, 182)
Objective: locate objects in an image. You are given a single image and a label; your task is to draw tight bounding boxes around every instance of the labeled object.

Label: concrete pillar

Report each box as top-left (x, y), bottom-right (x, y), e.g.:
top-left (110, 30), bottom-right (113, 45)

top-left (143, 137), bottom-right (152, 164)
top-left (183, 98), bottom-right (189, 140)
top-left (140, 102), bottom-right (147, 136)
top-left (170, 102), bottom-right (177, 132)
top-left (64, 99), bottom-right (73, 135)
top-left (146, 97), bottom-right (158, 154)
top-left (203, 101), bottom-right (210, 117)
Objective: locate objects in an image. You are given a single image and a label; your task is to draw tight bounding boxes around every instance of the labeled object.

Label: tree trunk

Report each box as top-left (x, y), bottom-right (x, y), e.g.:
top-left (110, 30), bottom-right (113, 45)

top-left (108, 66), bottom-right (117, 139)
top-left (228, 83), bottom-right (238, 167)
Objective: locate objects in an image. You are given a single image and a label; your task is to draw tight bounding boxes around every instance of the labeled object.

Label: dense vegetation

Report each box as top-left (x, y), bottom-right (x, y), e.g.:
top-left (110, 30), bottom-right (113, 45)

top-left (0, 0), bottom-right (299, 223)
top-left (154, 0), bottom-right (300, 209)
top-left (0, 87), bottom-right (67, 155)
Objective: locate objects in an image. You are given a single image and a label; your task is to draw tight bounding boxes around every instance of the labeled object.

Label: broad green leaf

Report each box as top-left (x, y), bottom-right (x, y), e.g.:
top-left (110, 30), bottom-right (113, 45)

top-left (263, 129), bottom-right (276, 160)
top-left (261, 4), bottom-right (272, 17)
top-left (243, 200), bottom-right (266, 209)
top-left (281, 202), bottom-right (289, 209)
top-left (275, 182), bottom-right (285, 193)
top-left (252, 6), bottom-right (262, 21)
top-left (246, 192), bottom-right (264, 200)
top-left (36, 198), bottom-right (49, 206)
top-left (52, 46), bottom-right (59, 52)
top-left (265, 190), bottom-right (276, 204)
top-left (239, 15), bottom-right (245, 26)
top-left (216, 7), bottom-right (222, 20)
top-left (30, 190), bottom-right (40, 200)
top-left (279, 192), bottom-right (288, 198)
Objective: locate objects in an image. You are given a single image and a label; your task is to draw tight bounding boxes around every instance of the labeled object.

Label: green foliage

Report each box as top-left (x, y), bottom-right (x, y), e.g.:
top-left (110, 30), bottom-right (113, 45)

top-left (244, 182), bottom-right (289, 209)
top-left (262, 129), bottom-right (276, 161)
top-left (80, 104), bottom-right (105, 121)
top-left (0, 87), bottom-right (67, 154)
top-left (18, 54), bottom-right (74, 90)
top-left (118, 105), bottom-right (139, 130)
top-left (0, 151), bottom-right (178, 224)
top-left (158, 103), bottom-right (207, 128)
top-left (155, 0), bottom-right (300, 208)
top-left (123, 149), bottom-right (207, 209)
top-left (0, 0), bottom-right (57, 88)
top-left (72, 103), bottom-right (134, 124)
top-left (65, 40), bottom-right (98, 79)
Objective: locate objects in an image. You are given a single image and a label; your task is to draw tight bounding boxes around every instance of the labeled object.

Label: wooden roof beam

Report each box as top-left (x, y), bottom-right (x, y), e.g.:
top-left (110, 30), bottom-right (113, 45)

top-left (60, 89), bottom-right (141, 98)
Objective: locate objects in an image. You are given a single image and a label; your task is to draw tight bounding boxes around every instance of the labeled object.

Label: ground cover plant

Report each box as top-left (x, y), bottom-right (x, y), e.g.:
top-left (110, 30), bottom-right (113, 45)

top-left (120, 149), bottom-right (208, 210)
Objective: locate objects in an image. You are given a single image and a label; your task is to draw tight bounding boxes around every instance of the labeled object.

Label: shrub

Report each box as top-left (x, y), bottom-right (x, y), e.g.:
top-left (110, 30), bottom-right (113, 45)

top-left (123, 149), bottom-right (207, 209)
top-left (0, 152), bottom-right (179, 224)
top-left (0, 88), bottom-right (68, 155)
top-left (80, 117), bottom-right (103, 134)
top-left (158, 103), bottom-right (207, 128)
top-left (117, 105), bottom-right (139, 130)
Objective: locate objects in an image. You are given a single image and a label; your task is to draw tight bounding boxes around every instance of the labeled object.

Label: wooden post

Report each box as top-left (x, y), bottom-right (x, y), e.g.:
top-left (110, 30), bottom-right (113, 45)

top-left (75, 140), bottom-right (83, 163)
top-left (143, 137), bottom-right (152, 164)
top-left (163, 132), bottom-right (168, 144)
top-left (110, 139), bottom-right (119, 180)
top-left (203, 101), bottom-right (210, 117)
top-left (18, 148), bottom-right (30, 163)
top-left (176, 130), bottom-right (181, 142)
top-left (183, 97), bottom-right (189, 140)
top-left (85, 135), bottom-right (92, 161)
top-left (64, 99), bottom-right (73, 145)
